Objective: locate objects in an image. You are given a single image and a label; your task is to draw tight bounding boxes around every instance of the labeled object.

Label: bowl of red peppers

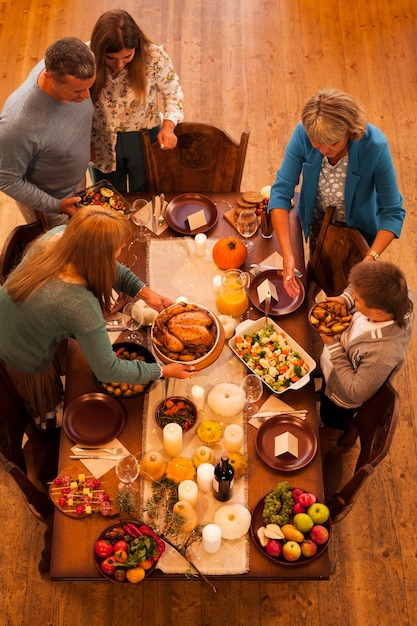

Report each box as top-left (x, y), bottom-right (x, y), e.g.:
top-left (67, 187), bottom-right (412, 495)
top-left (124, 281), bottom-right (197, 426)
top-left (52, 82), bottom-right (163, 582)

top-left (94, 521), bottom-right (165, 583)
top-left (155, 396), bottom-right (197, 432)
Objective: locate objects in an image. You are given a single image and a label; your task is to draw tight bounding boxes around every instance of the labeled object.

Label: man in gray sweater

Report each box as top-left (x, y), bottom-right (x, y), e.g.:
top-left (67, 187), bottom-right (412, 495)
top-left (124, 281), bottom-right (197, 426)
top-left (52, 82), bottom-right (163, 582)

top-left (0, 37), bottom-right (96, 228)
top-left (319, 260), bottom-right (414, 430)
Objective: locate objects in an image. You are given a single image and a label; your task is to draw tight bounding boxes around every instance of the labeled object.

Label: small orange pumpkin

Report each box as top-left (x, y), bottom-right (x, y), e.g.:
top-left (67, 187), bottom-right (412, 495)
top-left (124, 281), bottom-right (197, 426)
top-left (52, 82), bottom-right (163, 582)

top-left (212, 237), bottom-right (248, 269)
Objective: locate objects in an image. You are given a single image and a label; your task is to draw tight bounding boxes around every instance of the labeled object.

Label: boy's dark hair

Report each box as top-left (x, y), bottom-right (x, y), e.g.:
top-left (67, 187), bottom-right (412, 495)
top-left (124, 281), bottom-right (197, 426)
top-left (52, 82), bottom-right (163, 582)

top-left (349, 260), bottom-right (413, 328)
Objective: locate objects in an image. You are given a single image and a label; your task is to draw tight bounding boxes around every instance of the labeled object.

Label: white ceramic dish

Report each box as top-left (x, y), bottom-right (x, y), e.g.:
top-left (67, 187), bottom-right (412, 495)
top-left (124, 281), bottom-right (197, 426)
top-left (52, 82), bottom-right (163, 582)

top-left (228, 317), bottom-right (316, 395)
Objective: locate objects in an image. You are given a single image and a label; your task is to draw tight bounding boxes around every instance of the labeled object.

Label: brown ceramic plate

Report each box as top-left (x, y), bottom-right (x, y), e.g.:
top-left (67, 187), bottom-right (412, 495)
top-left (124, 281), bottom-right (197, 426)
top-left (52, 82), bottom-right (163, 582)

top-left (249, 270), bottom-right (305, 316)
top-left (250, 491), bottom-right (330, 566)
top-left (63, 393), bottom-right (126, 445)
top-left (255, 415), bottom-right (317, 471)
top-left (165, 193), bottom-right (218, 234)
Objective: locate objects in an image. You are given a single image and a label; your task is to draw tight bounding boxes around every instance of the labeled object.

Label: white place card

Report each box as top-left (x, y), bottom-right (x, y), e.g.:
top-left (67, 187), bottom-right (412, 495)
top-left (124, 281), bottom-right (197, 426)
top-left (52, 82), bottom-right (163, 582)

top-left (274, 431), bottom-right (299, 458)
top-left (187, 209), bottom-right (207, 231)
top-left (257, 279), bottom-right (279, 303)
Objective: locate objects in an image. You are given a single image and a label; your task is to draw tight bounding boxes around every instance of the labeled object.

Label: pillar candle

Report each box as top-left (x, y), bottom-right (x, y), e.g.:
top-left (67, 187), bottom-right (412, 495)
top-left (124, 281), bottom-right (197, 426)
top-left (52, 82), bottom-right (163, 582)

top-left (195, 233), bottom-right (207, 256)
top-left (223, 424), bottom-right (243, 452)
top-left (178, 479), bottom-right (199, 507)
top-left (212, 275), bottom-right (222, 293)
top-left (191, 384), bottom-right (205, 411)
top-left (202, 523), bottom-right (222, 553)
top-left (163, 423), bottom-right (183, 457)
top-left (196, 462), bottom-right (215, 492)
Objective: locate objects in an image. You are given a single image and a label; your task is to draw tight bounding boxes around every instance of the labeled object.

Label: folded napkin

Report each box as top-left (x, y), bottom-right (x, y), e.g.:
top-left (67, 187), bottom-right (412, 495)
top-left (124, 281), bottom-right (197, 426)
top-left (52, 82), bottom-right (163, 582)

top-left (141, 196), bottom-right (169, 236)
top-left (260, 251), bottom-right (284, 269)
top-left (70, 438), bottom-right (130, 479)
top-left (248, 395), bottom-right (307, 429)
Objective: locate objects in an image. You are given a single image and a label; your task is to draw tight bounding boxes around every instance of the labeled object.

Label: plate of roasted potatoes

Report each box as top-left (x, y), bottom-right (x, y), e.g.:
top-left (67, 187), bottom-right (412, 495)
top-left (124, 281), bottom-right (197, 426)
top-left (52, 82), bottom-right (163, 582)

top-left (308, 301), bottom-right (353, 336)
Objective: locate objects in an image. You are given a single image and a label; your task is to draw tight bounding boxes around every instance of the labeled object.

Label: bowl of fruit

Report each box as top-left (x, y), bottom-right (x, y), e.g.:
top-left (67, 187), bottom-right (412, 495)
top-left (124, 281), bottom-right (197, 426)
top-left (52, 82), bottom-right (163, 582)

top-left (93, 521), bottom-right (165, 583)
top-left (250, 481), bottom-right (331, 565)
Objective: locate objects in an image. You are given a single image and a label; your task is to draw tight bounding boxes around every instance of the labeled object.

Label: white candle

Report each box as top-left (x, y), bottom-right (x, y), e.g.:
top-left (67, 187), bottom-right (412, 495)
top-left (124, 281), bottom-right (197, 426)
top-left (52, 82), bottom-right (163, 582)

top-left (191, 384), bottom-right (205, 411)
top-left (163, 423), bottom-right (183, 457)
top-left (212, 275), bottom-right (222, 293)
top-left (178, 479), bottom-right (198, 507)
top-left (195, 233), bottom-right (207, 256)
top-left (223, 424), bottom-right (244, 452)
top-left (197, 462), bottom-right (215, 492)
top-left (202, 523), bottom-right (222, 553)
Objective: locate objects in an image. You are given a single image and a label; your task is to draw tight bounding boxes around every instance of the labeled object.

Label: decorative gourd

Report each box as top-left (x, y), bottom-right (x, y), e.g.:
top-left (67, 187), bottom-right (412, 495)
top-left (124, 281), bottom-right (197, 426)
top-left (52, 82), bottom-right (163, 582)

top-left (212, 237), bottom-right (248, 270)
top-left (207, 383), bottom-right (246, 417)
top-left (227, 451), bottom-right (248, 479)
top-left (173, 500), bottom-right (199, 533)
top-left (196, 420), bottom-right (223, 445)
top-left (213, 503), bottom-right (252, 539)
top-left (165, 457), bottom-right (196, 483)
top-left (217, 315), bottom-right (238, 340)
top-left (192, 445), bottom-right (215, 467)
top-left (139, 450), bottom-right (166, 482)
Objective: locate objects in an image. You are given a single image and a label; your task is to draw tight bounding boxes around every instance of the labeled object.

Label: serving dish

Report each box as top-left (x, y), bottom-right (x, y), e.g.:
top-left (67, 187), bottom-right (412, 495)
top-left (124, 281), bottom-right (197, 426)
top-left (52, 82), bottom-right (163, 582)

top-left (250, 488), bottom-right (331, 566)
top-left (155, 396), bottom-right (197, 432)
top-left (165, 193), bottom-right (218, 234)
top-left (229, 317), bottom-right (316, 395)
top-left (77, 179), bottom-right (132, 214)
top-left (98, 342), bottom-right (157, 399)
top-left (249, 270), bottom-right (305, 316)
top-left (151, 301), bottom-right (224, 370)
top-left (49, 465), bottom-right (117, 518)
top-left (255, 415), bottom-right (317, 471)
top-left (63, 393), bottom-right (126, 445)
top-left (308, 301), bottom-right (353, 336)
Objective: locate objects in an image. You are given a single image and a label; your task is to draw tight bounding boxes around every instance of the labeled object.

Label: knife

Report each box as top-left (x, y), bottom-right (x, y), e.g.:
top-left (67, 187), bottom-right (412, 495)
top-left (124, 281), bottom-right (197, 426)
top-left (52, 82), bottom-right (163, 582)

top-left (152, 195), bottom-right (157, 233)
top-left (70, 455), bottom-right (124, 460)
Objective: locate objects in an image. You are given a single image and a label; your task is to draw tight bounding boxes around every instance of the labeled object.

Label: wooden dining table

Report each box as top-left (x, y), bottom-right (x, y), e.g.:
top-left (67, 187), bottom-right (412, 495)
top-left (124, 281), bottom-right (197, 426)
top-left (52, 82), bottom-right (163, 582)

top-left (49, 192), bottom-right (330, 581)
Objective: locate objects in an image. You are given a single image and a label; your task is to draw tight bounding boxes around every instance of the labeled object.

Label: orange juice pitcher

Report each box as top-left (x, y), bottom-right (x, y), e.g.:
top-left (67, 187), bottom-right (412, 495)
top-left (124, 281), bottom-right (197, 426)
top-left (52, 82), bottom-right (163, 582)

top-left (216, 269), bottom-right (250, 317)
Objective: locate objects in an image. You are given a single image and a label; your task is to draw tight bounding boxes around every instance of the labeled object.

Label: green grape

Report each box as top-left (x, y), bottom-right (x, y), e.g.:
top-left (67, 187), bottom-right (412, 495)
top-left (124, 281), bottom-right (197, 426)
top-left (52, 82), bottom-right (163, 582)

top-left (262, 481), bottom-right (294, 526)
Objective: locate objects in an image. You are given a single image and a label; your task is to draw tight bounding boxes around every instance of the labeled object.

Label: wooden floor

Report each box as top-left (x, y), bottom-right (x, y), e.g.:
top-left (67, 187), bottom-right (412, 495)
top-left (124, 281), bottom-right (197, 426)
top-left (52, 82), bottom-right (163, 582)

top-left (1, 1), bottom-right (417, 624)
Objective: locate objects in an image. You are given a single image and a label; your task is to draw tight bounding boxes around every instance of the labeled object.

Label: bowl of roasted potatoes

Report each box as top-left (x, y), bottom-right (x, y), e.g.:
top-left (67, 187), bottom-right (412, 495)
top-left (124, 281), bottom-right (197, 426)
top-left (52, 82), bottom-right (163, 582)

top-left (308, 301), bottom-right (353, 336)
top-left (98, 342), bottom-right (156, 398)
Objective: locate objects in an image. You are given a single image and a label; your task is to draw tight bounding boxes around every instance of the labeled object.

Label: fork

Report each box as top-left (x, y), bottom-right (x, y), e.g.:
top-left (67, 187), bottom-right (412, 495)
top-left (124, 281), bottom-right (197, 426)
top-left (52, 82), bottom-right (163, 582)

top-left (73, 446), bottom-right (123, 455)
top-left (158, 193), bottom-right (165, 226)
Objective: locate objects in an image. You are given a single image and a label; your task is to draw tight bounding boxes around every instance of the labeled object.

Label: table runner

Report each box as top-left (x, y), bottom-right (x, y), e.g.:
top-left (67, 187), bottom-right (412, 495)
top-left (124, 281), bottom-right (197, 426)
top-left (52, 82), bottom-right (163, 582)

top-left (140, 237), bottom-right (249, 574)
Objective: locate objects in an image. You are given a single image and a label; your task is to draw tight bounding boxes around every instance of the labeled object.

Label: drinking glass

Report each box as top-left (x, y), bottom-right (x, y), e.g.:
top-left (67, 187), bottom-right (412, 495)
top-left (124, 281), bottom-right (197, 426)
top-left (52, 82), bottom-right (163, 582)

top-left (241, 374), bottom-right (263, 418)
top-left (122, 302), bottom-right (143, 344)
top-left (128, 199), bottom-right (151, 267)
top-left (236, 209), bottom-right (259, 253)
top-left (115, 454), bottom-right (140, 493)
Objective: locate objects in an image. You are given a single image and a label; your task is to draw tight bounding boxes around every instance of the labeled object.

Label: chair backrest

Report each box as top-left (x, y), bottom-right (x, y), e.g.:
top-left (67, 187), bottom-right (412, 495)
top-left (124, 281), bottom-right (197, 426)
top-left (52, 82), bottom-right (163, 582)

top-left (325, 381), bottom-right (400, 522)
top-left (141, 122), bottom-right (250, 193)
top-left (307, 206), bottom-right (369, 297)
top-left (0, 364), bottom-right (55, 520)
top-left (0, 220), bottom-right (44, 281)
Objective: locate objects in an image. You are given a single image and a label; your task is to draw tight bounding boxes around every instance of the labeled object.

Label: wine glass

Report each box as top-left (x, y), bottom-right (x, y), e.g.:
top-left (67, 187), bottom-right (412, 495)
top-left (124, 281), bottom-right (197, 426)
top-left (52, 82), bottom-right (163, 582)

top-left (128, 199), bottom-right (151, 267)
top-left (115, 454), bottom-right (140, 493)
top-left (241, 374), bottom-right (263, 418)
top-left (122, 302), bottom-right (143, 344)
top-left (236, 209), bottom-right (259, 253)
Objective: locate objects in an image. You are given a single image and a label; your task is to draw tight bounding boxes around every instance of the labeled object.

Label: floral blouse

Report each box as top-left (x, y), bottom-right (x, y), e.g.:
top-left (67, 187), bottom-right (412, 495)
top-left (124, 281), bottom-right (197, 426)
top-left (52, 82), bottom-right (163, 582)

top-left (91, 44), bottom-right (184, 173)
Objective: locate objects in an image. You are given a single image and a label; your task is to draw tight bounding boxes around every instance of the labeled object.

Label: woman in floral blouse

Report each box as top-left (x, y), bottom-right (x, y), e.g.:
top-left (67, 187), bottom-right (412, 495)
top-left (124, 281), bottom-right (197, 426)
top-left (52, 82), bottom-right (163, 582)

top-left (89, 10), bottom-right (184, 192)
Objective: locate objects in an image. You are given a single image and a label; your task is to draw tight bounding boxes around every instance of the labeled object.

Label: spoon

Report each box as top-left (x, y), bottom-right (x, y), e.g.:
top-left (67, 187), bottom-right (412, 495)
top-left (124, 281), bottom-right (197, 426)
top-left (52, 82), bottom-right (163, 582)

top-left (158, 193), bottom-right (165, 226)
top-left (264, 291), bottom-right (271, 327)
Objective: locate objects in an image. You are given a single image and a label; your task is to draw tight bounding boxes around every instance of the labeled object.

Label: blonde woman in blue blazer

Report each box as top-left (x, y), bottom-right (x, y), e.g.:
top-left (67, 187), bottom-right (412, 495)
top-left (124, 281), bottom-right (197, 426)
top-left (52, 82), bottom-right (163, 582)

top-left (269, 89), bottom-right (405, 297)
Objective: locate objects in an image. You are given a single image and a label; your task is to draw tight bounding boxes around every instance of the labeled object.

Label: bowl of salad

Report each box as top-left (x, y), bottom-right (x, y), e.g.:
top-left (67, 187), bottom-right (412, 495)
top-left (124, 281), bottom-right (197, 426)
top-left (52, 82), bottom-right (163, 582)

top-left (229, 318), bottom-right (316, 395)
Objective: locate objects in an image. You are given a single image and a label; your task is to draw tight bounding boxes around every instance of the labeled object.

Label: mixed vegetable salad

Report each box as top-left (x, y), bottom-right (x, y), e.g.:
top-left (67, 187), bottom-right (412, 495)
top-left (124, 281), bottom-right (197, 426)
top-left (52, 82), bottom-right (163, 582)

top-left (233, 324), bottom-right (310, 392)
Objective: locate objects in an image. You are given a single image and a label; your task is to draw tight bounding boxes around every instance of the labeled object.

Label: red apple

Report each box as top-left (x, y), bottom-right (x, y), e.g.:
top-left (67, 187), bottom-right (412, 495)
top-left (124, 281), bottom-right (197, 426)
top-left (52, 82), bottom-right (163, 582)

top-left (293, 502), bottom-right (307, 515)
top-left (298, 492), bottom-right (317, 507)
top-left (301, 539), bottom-right (318, 558)
top-left (291, 488), bottom-right (304, 503)
top-left (282, 541), bottom-right (302, 561)
top-left (265, 539), bottom-right (282, 558)
top-left (310, 525), bottom-right (329, 545)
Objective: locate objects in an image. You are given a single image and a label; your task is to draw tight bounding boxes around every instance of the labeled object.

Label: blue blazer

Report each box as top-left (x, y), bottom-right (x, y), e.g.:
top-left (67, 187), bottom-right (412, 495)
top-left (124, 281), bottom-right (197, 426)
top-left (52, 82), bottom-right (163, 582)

top-left (269, 122), bottom-right (405, 244)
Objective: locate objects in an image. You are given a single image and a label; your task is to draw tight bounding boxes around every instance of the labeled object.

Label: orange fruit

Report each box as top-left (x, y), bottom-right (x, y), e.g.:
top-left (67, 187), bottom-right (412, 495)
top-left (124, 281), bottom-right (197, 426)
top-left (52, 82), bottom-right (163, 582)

top-left (139, 559), bottom-right (153, 570)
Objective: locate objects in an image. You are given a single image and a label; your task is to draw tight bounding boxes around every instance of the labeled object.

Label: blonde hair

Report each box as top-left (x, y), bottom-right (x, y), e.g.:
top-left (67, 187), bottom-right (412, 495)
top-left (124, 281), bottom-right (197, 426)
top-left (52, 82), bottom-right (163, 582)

top-left (90, 9), bottom-right (153, 103)
top-left (301, 88), bottom-right (367, 145)
top-left (5, 206), bottom-right (131, 311)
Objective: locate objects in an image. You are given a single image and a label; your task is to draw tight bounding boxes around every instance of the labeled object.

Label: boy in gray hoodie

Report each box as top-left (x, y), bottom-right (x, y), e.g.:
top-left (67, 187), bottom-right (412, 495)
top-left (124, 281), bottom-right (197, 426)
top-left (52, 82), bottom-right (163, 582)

top-left (319, 260), bottom-right (413, 429)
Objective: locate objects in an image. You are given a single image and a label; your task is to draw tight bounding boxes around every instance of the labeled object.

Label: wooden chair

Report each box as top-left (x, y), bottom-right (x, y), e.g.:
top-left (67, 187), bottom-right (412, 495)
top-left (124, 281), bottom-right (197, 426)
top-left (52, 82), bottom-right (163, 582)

top-left (306, 206), bottom-right (369, 297)
top-left (321, 381), bottom-right (400, 523)
top-left (140, 122), bottom-right (250, 193)
top-left (0, 364), bottom-right (55, 522)
top-left (0, 220), bottom-right (44, 282)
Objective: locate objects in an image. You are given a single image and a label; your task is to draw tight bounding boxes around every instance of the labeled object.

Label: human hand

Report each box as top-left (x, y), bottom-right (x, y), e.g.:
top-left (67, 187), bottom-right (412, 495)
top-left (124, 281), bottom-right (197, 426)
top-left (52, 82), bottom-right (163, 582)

top-left (139, 287), bottom-right (174, 312)
top-left (161, 363), bottom-right (198, 379)
top-left (282, 258), bottom-right (301, 297)
top-left (158, 121), bottom-right (177, 150)
top-left (60, 196), bottom-right (81, 217)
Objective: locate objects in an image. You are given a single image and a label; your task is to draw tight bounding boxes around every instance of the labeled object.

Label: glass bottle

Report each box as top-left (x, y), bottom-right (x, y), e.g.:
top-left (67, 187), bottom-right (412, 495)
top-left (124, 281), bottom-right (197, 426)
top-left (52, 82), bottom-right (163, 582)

top-left (213, 451), bottom-right (234, 501)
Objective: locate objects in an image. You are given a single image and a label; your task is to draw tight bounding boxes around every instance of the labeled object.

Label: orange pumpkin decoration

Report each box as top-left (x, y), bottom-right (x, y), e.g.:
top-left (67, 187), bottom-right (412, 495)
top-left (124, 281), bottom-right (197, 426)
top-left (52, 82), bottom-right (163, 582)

top-left (212, 237), bottom-right (248, 270)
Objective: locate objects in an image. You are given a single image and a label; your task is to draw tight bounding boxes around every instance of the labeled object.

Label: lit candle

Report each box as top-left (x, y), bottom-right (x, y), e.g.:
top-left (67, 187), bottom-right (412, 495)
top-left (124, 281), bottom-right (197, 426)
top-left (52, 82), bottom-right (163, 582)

top-left (197, 462), bottom-right (215, 492)
top-left (163, 423), bottom-right (183, 457)
top-left (223, 424), bottom-right (243, 452)
top-left (178, 479), bottom-right (198, 507)
top-left (195, 233), bottom-right (207, 256)
top-left (212, 275), bottom-right (222, 293)
top-left (202, 523), bottom-right (222, 553)
top-left (191, 384), bottom-right (205, 412)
